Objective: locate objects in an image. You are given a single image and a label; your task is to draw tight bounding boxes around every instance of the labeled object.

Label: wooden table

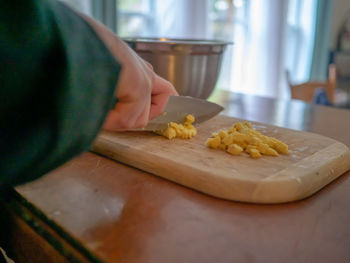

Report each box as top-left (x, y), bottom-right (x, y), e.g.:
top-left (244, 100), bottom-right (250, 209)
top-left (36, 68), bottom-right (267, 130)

top-left (1, 91), bottom-right (350, 263)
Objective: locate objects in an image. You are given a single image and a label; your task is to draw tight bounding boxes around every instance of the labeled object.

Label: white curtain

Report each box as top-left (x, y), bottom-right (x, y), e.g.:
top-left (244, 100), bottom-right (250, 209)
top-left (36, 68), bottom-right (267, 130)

top-left (230, 0), bottom-right (289, 98)
top-left (154, 0), bottom-right (211, 39)
top-left (151, 0), bottom-right (319, 99)
top-left (223, 0), bottom-right (319, 99)
top-left (61, 0), bottom-right (321, 100)
top-left (284, 0), bottom-right (318, 84)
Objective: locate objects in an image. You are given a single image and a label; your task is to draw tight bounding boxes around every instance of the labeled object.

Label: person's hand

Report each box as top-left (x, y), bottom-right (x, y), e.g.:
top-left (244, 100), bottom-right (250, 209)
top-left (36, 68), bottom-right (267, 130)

top-left (82, 15), bottom-right (178, 131)
top-left (101, 49), bottom-right (177, 131)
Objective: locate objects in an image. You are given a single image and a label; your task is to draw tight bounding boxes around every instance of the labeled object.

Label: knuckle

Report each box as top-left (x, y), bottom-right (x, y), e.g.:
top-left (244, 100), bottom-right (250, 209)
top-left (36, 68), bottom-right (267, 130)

top-left (134, 115), bottom-right (149, 129)
top-left (144, 60), bottom-right (154, 71)
top-left (138, 118), bottom-right (149, 128)
top-left (117, 118), bottom-right (134, 130)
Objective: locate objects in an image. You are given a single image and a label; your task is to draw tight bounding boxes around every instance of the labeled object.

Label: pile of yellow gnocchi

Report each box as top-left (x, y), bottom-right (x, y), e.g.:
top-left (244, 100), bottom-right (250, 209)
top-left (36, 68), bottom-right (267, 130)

top-left (205, 122), bottom-right (289, 158)
top-left (158, 115), bottom-right (289, 159)
top-left (159, 114), bottom-right (197, 139)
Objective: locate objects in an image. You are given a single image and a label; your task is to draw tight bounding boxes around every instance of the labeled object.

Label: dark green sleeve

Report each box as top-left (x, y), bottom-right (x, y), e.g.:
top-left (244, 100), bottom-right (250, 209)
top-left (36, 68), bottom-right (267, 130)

top-left (0, 0), bottom-right (121, 188)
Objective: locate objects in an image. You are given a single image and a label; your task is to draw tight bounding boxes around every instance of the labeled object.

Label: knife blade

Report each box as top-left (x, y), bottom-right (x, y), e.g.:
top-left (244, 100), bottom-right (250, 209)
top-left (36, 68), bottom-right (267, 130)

top-left (138, 95), bottom-right (224, 131)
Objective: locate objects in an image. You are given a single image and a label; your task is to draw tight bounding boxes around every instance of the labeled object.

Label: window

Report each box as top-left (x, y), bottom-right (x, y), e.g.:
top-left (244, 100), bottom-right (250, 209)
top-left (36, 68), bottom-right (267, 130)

top-left (284, 0), bottom-right (317, 83)
top-left (117, 0), bottom-right (156, 36)
top-left (61, 0), bottom-right (322, 99)
top-left (60, 0), bottom-right (92, 15)
top-left (115, 0), bottom-right (321, 99)
top-left (116, 0), bottom-right (244, 95)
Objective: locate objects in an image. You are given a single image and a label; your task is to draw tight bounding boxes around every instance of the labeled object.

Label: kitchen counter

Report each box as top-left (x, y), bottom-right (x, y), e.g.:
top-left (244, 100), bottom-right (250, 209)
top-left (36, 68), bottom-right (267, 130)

top-left (1, 91), bottom-right (350, 263)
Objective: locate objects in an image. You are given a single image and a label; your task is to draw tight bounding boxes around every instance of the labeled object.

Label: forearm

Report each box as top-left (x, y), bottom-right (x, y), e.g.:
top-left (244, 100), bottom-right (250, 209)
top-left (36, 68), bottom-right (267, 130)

top-left (0, 0), bottom-right (121, 188)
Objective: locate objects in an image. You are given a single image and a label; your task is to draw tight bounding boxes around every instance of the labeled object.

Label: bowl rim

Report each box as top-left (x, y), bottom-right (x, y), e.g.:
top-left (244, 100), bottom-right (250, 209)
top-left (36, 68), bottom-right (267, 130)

top-left (122, 37), bottom-right (233, 46)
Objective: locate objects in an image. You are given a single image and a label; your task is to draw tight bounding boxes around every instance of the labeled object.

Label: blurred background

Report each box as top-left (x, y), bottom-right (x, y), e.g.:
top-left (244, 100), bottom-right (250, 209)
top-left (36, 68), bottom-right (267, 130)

top-left (61, 0), bottom-right (350, 105)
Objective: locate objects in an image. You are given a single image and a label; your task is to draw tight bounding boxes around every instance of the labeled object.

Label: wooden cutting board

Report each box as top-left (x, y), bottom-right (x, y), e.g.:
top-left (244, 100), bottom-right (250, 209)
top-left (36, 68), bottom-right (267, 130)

top-left (92, 115), bottom-right (350, 204)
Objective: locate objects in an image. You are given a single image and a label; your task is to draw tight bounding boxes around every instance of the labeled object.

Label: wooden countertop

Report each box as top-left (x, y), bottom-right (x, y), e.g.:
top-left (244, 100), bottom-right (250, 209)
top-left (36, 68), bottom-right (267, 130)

top-left (5, 91), bottom-right (350, 262)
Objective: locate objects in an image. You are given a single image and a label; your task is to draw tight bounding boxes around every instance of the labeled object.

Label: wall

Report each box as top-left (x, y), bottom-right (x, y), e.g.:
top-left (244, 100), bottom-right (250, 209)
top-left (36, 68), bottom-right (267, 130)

top-left (329, 0), bottom-right (350, 50)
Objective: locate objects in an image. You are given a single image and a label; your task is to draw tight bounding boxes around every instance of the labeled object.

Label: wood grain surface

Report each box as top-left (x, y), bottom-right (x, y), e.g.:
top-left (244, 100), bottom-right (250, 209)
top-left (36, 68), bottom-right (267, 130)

top-left (12, 92), bottom-right (350, 263)
top-left (92, 115), bottom-right (350, 203)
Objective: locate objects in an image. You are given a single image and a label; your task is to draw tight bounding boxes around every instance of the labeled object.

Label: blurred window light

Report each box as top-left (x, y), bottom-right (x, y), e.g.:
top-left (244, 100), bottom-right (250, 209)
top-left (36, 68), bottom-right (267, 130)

top-left (233, 0), bottom-right (244, 8)
top-left (118, 0), bottom-right (151, 13)
top-left (59, 0), bottom-right (91, 15)
top-left (215, 0), bottom-right (229, 11)
top-left (63, 0), bottom-right (319, 99)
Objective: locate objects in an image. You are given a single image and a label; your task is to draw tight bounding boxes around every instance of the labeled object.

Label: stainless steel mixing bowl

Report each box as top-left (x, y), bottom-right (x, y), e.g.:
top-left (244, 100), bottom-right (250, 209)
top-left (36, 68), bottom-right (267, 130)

top-left (123, 37), bottom-right (231, 99)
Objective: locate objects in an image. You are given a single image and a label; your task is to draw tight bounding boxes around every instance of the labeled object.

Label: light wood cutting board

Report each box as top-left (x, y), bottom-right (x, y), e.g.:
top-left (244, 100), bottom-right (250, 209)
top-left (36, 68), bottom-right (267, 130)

top-left (92, 115), bottom-right (350, 204)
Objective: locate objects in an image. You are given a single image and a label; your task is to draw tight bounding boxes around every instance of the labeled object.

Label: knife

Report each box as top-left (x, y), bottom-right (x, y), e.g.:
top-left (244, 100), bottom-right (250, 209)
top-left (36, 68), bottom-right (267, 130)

top-left (137, 95), bottom-right (224, 131)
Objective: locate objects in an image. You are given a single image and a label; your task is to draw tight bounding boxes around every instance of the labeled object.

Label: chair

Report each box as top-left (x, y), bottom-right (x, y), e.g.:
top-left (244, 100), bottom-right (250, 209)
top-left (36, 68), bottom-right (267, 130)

top-left (286, 64), bottom-right (337, 104)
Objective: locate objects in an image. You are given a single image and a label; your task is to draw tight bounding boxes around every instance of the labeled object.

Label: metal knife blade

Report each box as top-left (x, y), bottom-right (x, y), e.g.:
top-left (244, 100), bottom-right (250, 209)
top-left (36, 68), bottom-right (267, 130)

top-left (138, 95), bottom-right (224, 131)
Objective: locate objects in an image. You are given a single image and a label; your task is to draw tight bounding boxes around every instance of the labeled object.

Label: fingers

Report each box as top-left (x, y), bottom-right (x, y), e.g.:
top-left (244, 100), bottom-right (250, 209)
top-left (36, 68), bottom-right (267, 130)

top-left (149, 93), bottom-right (169, 120)
top-left (103, 75), bottom-right (178, 130)
top-left (152, 75), bottom-right (178, 96)
top-left (103, 99), bottom-right (150, 131)
top-left (104, 74), bottom-right (177, 130)
top-left (149, 75), bottom-right (178, 120)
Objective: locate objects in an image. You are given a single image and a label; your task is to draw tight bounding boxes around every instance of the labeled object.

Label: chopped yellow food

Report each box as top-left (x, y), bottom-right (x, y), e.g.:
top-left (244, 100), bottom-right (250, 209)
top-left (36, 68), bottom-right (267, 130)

top-left (162, 126), bottom-right (177, 139)
top-left (218, 143), bottom-right (227, 151)
top-left (222, 134), bottom-right (234, 145)
top-left (158, 114), bottom-right (197, 139)
top-left (264, 147), bottom-right (279, 156)
top-left (218, 130), bottom-right (228, 139)
top-left (205, 122), bottom-right (290, 158)
top-left (205, 136), bottom-right (221, 148)
top-left (274, 141), bottom-right (289, 154)
top-left (227, 144), bottom-right (243, 155)
top-left (184, 114), bottom-right (195, 125)
top-left (248, 148), bottom-right (262, 159)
